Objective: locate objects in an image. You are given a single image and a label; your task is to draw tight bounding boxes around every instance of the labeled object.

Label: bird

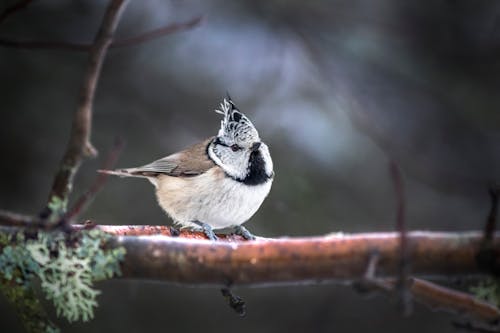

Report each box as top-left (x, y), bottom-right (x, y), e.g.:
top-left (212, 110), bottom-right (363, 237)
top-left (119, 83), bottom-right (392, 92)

top-left (98, 96), bottom-right (274, 240)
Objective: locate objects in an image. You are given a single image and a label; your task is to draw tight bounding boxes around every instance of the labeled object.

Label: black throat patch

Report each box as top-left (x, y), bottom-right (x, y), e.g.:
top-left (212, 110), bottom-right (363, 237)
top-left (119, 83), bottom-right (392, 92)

top-left (242, 150), bottom-right (271, 186)
top-left (207, 139), bottom-right (271, 186)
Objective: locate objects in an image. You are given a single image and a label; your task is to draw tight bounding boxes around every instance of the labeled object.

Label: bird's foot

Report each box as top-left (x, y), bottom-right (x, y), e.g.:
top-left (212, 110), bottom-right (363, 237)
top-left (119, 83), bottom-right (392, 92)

top-left (233, 225), bottom-right (256, 240)
top-left (169, 226), bottom-right (180, 237)
top-left (193, 221), bottom-right (218, 241)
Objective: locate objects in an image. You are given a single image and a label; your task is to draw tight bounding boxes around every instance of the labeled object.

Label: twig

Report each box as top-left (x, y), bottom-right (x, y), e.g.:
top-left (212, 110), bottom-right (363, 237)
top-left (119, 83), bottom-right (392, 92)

top-left (0, 39), bottom-right (90, 51)
top-left (477, 186), bottom-right (500, 275)
top-left (389, 161), bottom-right (412, 315)
top-left (354, 250), bottom-right (500, 323)
top-left (110, 16), bottom-right (202, 47)
top-left (44, 0), bottom-right (129, 221)
top-left (403, 278), bottom-right (500, 323)
top-left (0, 0), bottom-right (33, 25)
top-left (0, 209), bottom-right (38, 228)
top-left (353, 251), bottom-right (392, 293)
top-left (221, 288), bottom-right (246, 316)
top-left (0, 16), bottom-right (202, 51)
top-left (64, 138), bottom-right (125, 222)
top-left (453, 320), bottom-right (500, 333)
top-left (484, 186), bottom-right (500, 243)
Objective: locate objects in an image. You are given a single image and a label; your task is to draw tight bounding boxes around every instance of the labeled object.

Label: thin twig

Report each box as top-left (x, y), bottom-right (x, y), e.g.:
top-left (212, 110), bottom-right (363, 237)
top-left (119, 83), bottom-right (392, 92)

top-left (44, 0), bottom-right (129, 221)
top-left (0, 39), bottom-right (89, 51)
top-left (0, 0), bottom-right (33, 25)
top-left (110, 16), bottom-right (202, 47)
top-left (389, 161), bottom-right (412, 315)
top-left (221, 288), bottom-right (246, 316)
top-left (453, 320), bottom-right (500, 333)
top-left (0, 16), bottom-right (202, 51)
top-left (477, 186), bottom-right (500, 275)
top-left (64, 138), bottom-right (125, 222)
top-left (484, 186), bottom-right (500, 243)
top-left (0, 209), bottom-right (38, 228)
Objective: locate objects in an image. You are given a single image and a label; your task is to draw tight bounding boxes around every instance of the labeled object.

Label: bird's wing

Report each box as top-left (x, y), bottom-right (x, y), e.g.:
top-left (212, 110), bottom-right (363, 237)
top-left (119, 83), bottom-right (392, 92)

top-left (100, 137), bottom-right (216, 178)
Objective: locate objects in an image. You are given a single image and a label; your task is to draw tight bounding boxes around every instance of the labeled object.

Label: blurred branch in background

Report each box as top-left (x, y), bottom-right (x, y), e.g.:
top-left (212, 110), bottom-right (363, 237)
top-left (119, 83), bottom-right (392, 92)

top-left (43, 0), bottom-right (129, 223)
top-left (0, 16), bottom-right (202, 51)
top-left (0, 0), bottom-right (32, 25)
top-left (389, 161), bottom-right (412, 316)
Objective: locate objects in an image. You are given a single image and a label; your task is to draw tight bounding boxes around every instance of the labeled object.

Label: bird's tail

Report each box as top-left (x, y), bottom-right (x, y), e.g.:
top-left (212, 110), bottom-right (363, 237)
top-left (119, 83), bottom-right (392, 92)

top-left (97, 168), bottom-right (148, 178)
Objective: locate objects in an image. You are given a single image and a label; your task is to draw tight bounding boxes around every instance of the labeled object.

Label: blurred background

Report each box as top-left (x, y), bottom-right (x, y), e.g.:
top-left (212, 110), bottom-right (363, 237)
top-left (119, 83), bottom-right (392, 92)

top-left (1, 0), bottom-right (499, 332)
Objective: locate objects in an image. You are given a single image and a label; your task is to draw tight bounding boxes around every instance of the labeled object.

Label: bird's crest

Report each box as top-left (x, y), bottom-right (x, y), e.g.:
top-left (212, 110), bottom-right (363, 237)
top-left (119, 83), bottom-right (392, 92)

top-left (214, 95), bottom-right (259, 144)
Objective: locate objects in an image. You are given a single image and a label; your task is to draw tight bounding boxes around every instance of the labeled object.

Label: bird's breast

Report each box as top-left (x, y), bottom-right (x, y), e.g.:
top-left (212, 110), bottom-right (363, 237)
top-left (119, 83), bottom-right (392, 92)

top-left (155, 166), bottom-right (272, 229)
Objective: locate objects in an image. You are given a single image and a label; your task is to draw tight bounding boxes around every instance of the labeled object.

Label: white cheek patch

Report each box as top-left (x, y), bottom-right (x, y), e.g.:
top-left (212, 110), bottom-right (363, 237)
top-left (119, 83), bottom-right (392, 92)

top-left (208, 144), bottom-right (248, 180)
top-left (259, 144), bottom-right (274, 176)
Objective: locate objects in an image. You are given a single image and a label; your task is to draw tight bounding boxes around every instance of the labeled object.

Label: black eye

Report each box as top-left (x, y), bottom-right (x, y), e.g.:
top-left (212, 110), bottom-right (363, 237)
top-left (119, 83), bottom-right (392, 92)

top-left (231, 144), bottom-right (240, 152)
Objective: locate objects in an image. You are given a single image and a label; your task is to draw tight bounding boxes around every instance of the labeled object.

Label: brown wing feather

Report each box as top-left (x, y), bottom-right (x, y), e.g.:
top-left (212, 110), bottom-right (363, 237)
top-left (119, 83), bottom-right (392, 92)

top-left (129, 137), bottom-right (215, 177)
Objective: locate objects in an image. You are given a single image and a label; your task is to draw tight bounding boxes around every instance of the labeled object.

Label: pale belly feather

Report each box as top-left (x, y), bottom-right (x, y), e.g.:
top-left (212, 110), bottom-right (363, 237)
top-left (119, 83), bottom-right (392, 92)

top-left (155, 167), bottom-right (272, 229)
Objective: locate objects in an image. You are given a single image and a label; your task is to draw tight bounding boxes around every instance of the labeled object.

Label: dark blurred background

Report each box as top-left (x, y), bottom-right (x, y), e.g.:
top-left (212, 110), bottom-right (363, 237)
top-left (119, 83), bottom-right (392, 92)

top-left (1, 0), bottom-right (499, 332)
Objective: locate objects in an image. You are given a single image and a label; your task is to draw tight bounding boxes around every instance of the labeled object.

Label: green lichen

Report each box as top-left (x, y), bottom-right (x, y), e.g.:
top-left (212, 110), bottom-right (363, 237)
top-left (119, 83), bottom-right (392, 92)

top-left (47, 196), bottom-right (68, 216)
top-left (0, 229), bottom-right (126, 329)
top-left (470, 277), bottom-right (500, 306)
top-left (0, 233), bottom-right (39, 285)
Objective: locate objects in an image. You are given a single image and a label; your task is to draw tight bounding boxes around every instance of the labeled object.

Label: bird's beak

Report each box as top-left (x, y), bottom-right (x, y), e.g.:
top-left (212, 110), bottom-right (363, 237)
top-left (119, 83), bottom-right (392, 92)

top-left (251, 142), bottom-right (261, 152)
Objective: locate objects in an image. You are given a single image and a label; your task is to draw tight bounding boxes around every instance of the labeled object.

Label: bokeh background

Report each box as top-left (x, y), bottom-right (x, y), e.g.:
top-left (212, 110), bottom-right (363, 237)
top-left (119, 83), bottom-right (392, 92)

top-left (1, 0), bottom-right (500, 332)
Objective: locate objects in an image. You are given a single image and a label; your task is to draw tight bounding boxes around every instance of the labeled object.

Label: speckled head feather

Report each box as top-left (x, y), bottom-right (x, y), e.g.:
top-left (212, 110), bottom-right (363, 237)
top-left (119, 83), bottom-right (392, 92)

top-left (215, 97), bottom-right (259, 147)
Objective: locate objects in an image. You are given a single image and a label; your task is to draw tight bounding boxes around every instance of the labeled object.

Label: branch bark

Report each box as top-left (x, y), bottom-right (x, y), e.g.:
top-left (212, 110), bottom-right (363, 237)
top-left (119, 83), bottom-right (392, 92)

top-left (0, 222), bottom-right (496, 286)
top-left (109, 230), bottom-right (495, 286)
top-left (2, 226), bottom-right (478, 286)
top-left (44, 0), bottom-right (129, 218)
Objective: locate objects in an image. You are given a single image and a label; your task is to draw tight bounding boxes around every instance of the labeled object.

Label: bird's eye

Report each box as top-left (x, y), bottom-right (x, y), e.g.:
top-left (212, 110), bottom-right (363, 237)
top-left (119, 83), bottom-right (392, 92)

top-left (231, 144), bottom-right (240, 152)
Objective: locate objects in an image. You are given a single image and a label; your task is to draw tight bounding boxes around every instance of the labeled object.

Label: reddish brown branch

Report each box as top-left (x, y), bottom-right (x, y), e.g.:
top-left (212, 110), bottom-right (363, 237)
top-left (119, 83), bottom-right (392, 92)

top-left (406, 277), bottom-right (500, 323)
top-left (357, 271), bottom-right (500, 323)
top-left (44, 0), bottom-right (129, 219)
top-left (1, 224), bottom-right (497, 285)
top-left (0, 0), bottom-right (33, 25)
top-left (85, 227), bottom-right (497, 285)
top-left (0, 16), bottom-right (202, 51)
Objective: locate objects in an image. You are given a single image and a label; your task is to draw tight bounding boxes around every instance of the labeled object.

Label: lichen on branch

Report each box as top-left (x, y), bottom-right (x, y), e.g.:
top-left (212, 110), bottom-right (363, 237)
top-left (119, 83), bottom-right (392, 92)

top-left (0, 229), bottom-right (126, 330)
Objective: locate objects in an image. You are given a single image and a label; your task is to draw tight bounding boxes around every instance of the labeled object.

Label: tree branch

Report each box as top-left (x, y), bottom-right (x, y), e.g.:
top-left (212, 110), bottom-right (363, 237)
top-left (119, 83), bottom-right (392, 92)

top-left (44, 0), bottom-right (129, 219)
top-left (0, 209), bottom-right (38, 228)
top-left (0, 225), bottom-right (495, 284)
top-left (406, 277), bottom-right (500, 323)
top-left (1, 222), bottom-right (499, 322)
top-left (0, 0), bottom-right (33, 25)
top-left (110, 16), bottom-right (202, 48)
top-left (76, 227), bottom-right (500, 286)
top-left (0, 16), bottom-right (202, 51)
